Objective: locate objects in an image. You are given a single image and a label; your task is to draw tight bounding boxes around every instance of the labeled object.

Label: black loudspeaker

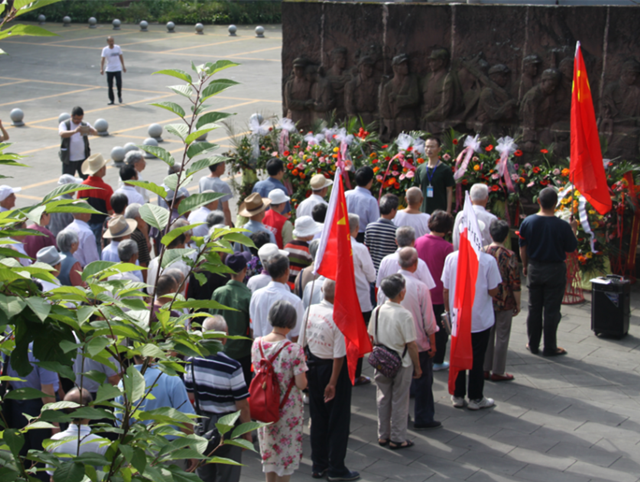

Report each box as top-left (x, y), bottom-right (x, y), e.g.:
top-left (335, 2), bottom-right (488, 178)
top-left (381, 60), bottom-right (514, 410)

top-left (591, 275), bottom-right (630, 338)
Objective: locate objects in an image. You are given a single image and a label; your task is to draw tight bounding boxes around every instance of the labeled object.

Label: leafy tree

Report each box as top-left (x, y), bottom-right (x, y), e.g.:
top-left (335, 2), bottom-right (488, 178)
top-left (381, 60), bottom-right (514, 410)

top-left (0, 0), bottom-right (63, 55)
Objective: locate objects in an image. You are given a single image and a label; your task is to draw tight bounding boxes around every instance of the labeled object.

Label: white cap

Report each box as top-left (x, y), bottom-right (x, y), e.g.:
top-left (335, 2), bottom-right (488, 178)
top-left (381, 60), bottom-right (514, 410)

top-left (268, 188), bottom-right (290, 205)
top-left (257, 243), bottom-right (289, 264)
top-left (293, 215), bottom-right (323, 238)
top-left (58, 174), bottom-right (82, 186)
top-left (0, 185), bottom-right (21, 202)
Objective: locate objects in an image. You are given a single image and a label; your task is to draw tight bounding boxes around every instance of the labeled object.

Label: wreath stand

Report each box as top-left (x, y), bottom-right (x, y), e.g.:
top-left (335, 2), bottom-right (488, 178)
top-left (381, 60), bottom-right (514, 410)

top-left (563, 251), bottom-right (585, 305)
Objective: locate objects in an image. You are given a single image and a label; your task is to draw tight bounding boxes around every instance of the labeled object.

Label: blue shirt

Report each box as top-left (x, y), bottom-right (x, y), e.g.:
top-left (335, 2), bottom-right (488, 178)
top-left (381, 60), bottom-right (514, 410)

top-left (235, 220), bottom-right (276, 253)
top-left (518, 214), bottom-right (577, 263)
top-left (252, 177), bottom-right (291, 214)
top-left (6, 343), bottom-right (59, 391)
top-left (345, 186), bottom-right (380, 233)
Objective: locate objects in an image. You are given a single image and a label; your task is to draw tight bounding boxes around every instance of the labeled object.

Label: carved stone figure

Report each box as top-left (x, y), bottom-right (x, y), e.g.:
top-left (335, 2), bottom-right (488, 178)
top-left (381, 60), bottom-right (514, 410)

top-left (601, 59), bottom-right (640, 160)
top-left (420, 48), bottom-right (464, 134)
top-left (345, 56), bottom-right (379, 125)
top-left (514, 54), bottom-right (542, 103)
top-left (475, 64), bottom-right (518, 136)
top-left (326, 47), bottom-right (351, 119)
top-left (457, 54), bottom-right (491, 129)
top-left (379, 54), bottom-right (420, 140)
top-left (307, 64), bottom-right (335, 124)
top-left (520, 68), bottom-right (563, 152)
top-left (284, 57), bottom-right (314, 130)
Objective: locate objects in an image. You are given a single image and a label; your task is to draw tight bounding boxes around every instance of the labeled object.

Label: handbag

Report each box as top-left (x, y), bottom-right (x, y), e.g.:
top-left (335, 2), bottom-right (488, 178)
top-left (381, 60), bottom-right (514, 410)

top-left (367, 307), bottom-right (408, 379)
top-left (190, 362), bottom-right (222, 455)
top-left (249, 340), bottom-right (295, 423)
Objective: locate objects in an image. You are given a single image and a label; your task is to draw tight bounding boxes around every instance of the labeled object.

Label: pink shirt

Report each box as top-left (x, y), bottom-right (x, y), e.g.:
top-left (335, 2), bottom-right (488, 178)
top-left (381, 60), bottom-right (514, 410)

top-left (24, 224), bottom-right (57, 259)
top-left (414, 233), bottom-right (453, 305)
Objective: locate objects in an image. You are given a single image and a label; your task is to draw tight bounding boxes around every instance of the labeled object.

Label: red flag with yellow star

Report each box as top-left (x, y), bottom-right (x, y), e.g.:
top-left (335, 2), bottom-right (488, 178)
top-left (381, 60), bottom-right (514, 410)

top-left (314, 169), bottom-right (372, 383)
top-left (570, 41), bottom-right (611, 215)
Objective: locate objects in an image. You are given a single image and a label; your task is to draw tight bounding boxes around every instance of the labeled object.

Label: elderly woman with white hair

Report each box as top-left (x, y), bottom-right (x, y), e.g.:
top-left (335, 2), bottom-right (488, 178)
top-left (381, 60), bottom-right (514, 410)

top-left (452, 183), bottom-right (497, 250)
top-left (49, 174), bottom-right (83, 238)
top-left (56, 230), bottom-right (85, 287)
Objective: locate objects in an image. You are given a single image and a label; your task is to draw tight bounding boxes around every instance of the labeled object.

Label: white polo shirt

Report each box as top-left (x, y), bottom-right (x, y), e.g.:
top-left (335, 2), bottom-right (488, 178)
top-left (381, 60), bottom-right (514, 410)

top-left (247, 273), bottom-right (272, 293)
top-left (299, 299), bottom-right (347, 360)
top-left (376, 248), bottom-right (435, 290)
top-left (114, 185), bottom-right (145, 207)
top-left (452, 205), bottom-right (497, 250)
top-left (249, 281), bottom-right (304, 339)
top-left (188, 206), bottom-right (212, 238)
top-left (296, 193), bottom-right (327, 219)
top-left (351, 238), bottom-right (377, 312)
top-left (441, 251), bottom-right (502, 333)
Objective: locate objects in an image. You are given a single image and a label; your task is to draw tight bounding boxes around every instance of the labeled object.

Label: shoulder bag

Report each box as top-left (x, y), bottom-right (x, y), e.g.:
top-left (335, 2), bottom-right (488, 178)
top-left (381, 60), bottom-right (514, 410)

top-left (367, 307), bottom-right (408, 378)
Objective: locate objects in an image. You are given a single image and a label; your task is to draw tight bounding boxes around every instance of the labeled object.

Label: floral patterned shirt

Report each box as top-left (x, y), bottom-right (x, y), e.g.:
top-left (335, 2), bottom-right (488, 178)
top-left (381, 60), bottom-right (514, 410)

top-left (483, 244), bottom-right (520, 312)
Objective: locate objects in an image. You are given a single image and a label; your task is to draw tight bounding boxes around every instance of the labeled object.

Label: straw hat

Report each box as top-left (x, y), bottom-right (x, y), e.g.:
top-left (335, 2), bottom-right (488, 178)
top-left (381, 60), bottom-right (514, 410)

top-left (81, 153), bottom-right (110, 176)
top-left (103, 215), bottom-right (137, 239)
top-left (238, 192), bottom-right (271, 217)
top-left (310, 174), bottom-right (333, 191)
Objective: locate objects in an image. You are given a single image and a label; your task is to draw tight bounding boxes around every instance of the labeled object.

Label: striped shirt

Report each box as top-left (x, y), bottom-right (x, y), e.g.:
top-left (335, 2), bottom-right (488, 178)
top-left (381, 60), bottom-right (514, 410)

top-left (284, 239), bottom-right (313, 284)
top-left (184, 353), bottom-right (249, 415)
top-left (364, 218), bottom-right (398, 273)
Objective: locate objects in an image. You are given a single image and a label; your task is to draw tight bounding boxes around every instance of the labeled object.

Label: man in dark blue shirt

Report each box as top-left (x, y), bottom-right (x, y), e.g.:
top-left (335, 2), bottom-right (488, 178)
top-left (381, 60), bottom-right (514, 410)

top-left (252, 158), bottom-right (291, 214)
top-left (518, 187), bottom-right (577, 357)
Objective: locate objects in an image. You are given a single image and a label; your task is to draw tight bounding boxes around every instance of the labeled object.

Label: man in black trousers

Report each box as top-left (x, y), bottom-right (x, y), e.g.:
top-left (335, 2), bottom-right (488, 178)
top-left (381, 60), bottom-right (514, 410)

top-left (519, 187), bottom-right (578, 356)
top-left (300, 279), bottom-right (360, 482)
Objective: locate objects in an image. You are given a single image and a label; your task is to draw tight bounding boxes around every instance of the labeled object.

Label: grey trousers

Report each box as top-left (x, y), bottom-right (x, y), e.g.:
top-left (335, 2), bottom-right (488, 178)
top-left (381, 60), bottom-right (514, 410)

top-left (374, 364), bottom-right (413, 442)
top-left (483, 310), bottom-right (513, 375)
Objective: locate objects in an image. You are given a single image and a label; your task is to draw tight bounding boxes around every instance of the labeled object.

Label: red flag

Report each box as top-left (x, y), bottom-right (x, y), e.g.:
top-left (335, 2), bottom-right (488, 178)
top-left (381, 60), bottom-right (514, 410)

top-left (314, 169), bottom-right (372, 383)
top-left (570, 41), bottom-right (612, 215)
top-left (448, 193), bottom-right (482, 394)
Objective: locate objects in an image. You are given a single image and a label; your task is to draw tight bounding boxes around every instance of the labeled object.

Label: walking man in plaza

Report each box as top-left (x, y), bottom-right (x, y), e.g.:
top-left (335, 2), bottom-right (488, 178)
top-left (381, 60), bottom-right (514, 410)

top-left (101, 36), bottom-right (126, 105)
top-left (519, 187), bottom-right (577, 356)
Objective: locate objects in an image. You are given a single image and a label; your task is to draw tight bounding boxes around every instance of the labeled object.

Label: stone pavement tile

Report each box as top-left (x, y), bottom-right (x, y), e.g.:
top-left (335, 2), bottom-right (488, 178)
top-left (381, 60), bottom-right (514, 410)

top-left (448, 432), bottom-right (516, 455)
top-left (490, 428), bottom-right (559, 452)
top-left (574, 421), bottom-right (640, 441)
top-left (453, 449), bottom-right (528, 476)
top-left (506, 446), bottom-right (576, 471)
top-left (564, 460), bottom-right (639, 482)
top-left (549, 440), bottom-right (621, 468)
top-left (407, 437), bottom-right (469, 461)
top-left (513, 464), bottom-right (591, 482)
top-left (411, 455), bottom-right (479, 480)
top-left (557, 404), bottom-right (629, 426)
top-left (352, 438), bottom-right (425, 464)
top-left (466, 468), bottom-right (540, 482)
top-left (363, 458), bottom-right (436, 480)
top-left (459, 411), bottom-right (538, 435)
top-left (501, 388), bottom-right (573, 415)
top-left (608, 456), bottom-right (640, 478)
top-left (518, 410), bottom-right (586, 432)
top-left (343, 447), bottom-right (382, 472)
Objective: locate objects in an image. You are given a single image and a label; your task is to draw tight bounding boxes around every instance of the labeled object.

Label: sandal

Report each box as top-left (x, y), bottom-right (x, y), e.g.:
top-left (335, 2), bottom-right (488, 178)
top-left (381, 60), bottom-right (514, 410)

top-left (378, 438), bottom-right (389, 446)
top-left (389, 440), bottom-right (414, 450)
top-left (543, 347), bottom-right (568, 357)
top-left (354, 376), bottom-right (371, 386)
top-left (526, 344), bottom-right (539, 355)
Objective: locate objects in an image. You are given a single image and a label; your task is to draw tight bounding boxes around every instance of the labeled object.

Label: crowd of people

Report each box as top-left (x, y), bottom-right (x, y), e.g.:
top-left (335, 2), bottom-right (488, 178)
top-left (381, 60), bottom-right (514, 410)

top-left (0, 129), bottom-right (579, 482)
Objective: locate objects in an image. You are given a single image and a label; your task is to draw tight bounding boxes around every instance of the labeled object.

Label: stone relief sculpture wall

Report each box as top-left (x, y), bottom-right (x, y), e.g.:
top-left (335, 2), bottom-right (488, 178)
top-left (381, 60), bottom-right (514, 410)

top-left (282, 2), bottom-right (640, 161)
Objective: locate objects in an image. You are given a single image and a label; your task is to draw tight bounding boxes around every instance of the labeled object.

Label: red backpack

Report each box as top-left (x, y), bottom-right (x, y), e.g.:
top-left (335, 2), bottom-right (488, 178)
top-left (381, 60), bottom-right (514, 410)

top-left (249, 340), bottom-right (295, 423)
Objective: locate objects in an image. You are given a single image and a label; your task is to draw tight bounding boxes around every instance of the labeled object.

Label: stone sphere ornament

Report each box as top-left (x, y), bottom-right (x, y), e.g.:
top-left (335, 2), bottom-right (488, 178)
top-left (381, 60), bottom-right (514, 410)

top-left (88, 17), bottom-right (97, 28)
top-left (255, 26), bottom-right (265, 38)
top-left (195, 23), bottom-right (204, 34)
top-left (111, 146), bottom-right (126, 164)
top-left (63, 16), bottom-right (71, 27)
top-left (143, 138), bottom-right (159, 158)
top-left (10, 108), bottom-right (24, 127)
top-left (140, 20), bottom-right (148, 32)
top-left (148, 123), bottom-right (163, 142)
top-left (58, 112), bottom-right (70, 124)
top-left (94, 118), bottom-right (109, 137)
top-left (195, 132), bottom-right (208, 142)
top-left (167, 21), bottom-right (175, 33)
top-left (123, 143), bottom-right (139, 154)
top-left (112, 18), bottom-right (121, 30)
top-left (38, 14), bottom-right (45, 25)
top-left (228, 24), bottom-right (237, 36)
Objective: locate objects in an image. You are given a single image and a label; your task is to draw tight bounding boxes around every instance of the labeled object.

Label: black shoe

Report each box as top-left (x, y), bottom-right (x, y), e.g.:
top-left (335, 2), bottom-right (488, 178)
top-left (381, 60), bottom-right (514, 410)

top-left (119, 96), bottom-right (123, 103)
top-left (312, 468), bottom-right (328, 479)
top-left (107, 101), bottom-right (115, 105)
top-left (414, 420), bottom-right (442, 429)
top-left (327, 471), bottom-right (360, 481)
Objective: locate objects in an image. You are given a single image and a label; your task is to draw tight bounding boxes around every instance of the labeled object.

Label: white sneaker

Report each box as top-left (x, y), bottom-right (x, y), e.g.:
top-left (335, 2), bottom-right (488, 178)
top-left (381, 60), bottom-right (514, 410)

top-left (433, 362), bottom-right (450, 372)
top-left (303, 394), bottom-right (309, 405)
top-left (451, 396), bottom-right (465, 408)
top-left (467, 397), bottom-right (495, 411)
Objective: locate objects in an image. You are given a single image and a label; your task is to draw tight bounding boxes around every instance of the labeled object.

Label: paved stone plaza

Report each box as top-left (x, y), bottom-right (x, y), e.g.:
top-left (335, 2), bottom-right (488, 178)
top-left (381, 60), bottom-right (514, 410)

top-left (2, 22), bottom-right (640, 482)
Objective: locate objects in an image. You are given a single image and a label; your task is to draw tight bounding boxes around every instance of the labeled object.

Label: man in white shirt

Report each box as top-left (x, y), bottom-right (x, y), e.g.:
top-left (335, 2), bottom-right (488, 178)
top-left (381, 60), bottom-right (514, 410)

top-left (378, 248), bottom-right (440, 429)
top-left (67, 211), bottom-right (100, 267)
top-left (441, 248), bottom-right (502, 411)
top-left (345, 166), bottom-right (380, 243)
top-left (58, 106), bottom-right (97, 179)
top-left (299, 279), bottom-right (358, 481)
top-left (247, 243), bottom-right (289, 293)
top-left (199, 161), bottom-right (234, 226)
top-left (0, 185), bottom-right (20, 212)
top-left (100, 36), bottom-right (126, 105)
top-left (452, 183), bottom-right (497, 250)
top-left (187, 192), bottom-right (220, 238)
top-left (376, 226), bottom-right (435, 289)
top-left (249, 253), bottom-right (303, 341)
top-left (348, 213), bottom-right (377, 385)
top-left (296, 173), bottom-right (332, 218)
top-left (393, 187), bottom-right (431, 238)
top-left (114, 164), bottom-right (145, 206)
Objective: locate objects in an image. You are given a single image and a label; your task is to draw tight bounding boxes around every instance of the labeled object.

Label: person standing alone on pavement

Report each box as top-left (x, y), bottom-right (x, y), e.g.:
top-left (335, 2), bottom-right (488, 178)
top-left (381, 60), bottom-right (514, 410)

top-left (58, 106), bottom-right (97, 179)
top-left (101, 36), bottom-right (126, 105)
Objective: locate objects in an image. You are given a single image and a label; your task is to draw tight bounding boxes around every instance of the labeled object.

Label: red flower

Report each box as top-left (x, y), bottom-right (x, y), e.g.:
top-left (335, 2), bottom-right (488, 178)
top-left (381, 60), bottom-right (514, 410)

top-left (293, 145), bottom-right (300, 149)
top-left (292, 169), bottom-right (299, 176)
top-left (540, 149), bottom-right (549, 154)
top-left (287, 163), bottom-right (294, 170)
top-left (485, 145), bottom-right (494, 152)
top-left (540, 179), bottom-right (549, 186)
top-left (393, 182), bottom-right (400, 189)
top-left (462, 179), bottom-right (469, 185)
top-left (385, 156), bottom-right (391, 161)
top-left (381, 144), bottom-right (389, 149)
top-left (514, 150), bottom-right (523, 157)
top-left (407, 146), bottom-right (413, 152)
top-left (371, 159), bottom-right (379, 164)
top-left (300, 172), bottom-right (306, 179)
top-left (491, 185), bottom-right (500, 192)
top-left (532, 166), bottom-right (541, 174)
top-left (452, 139), bottom-right (459, 145)
top-left (283, 150), bottom-right (290, 156)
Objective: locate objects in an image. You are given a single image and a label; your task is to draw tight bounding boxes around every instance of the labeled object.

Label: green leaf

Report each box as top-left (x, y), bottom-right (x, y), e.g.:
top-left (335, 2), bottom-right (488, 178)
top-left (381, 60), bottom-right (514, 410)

top-left (53, 461), bottom-right (84, 482)
top-left (231, 421), bottom-right (265, 439)
top-left (177, 192), bottom-right (225, 216)
top-left (161, 223), bottom-right (201, 247)
top-left (70, 407), bottom-right (116, 420)
top-left (186, 142), bottom-right (219, 160)
top-left (14, 0), bottom-right (62, 17)
top-left (0, 467), bottom-right (19, 482)
top-left (153, 69), bottom-right (193, 83)
top-left (201, 79), bottom-right (240, 101)
top-left (221, 232), bottom-right (255, 248)
top-left (124, 365), bottom-right (146, 403)
top-left (34, 361), bottom-right (75, 381)
top-left (168, 84), bottom-right (193, 98)
top-left (165, 123), bottom-right (190, 141)
top-left (3, 429), bottom-right (24, 461)
top-left (25, 205), bottom-right (46, 225)
top-left (43, 401), bottom-right (80, 411)
top-left (206, 455), bottom-right (243, 466)
top-left (125, 180), bottom-right (168, 199)
top-left (216, 411), bottom-right (240, 435)
top-left (223, 438), bottom-right (256, 451)
top-left (42, 183), bottom-right (95, 203)
top-left (160, 248), bottom-right (196, 269)
top-left (185, 125), bottom-right (220, 145)
top-left (172, 299), bottom-right (234, 311)
top-left (131, 447), bottom-right (147, 473)
top-left (81, 261), bottom-right (117, 282)
top-left (139, 344), bottom-right (165, 359)
top-left (25, 296), bottom-right (51, 322)
top-left (164, 173), bottom-right (179, 193)
top-left (1, 24), bottom-right (57, 39)
top-left (4, 387), bottom-right (49, 400)
top-left (135, 145), bottom-right (175, 167)
top-left (137, 406), bottom-right (194, 425)
top-left (196, 112), bottom-right (233, 130)
top-left (94, 383), bottom-right (122, 404)
top-left (202, 60), bottom-right (240, 75)
top-left (139, 204), bottom-right (169, 231)
top-left (86, 337), bottom-right (111, 357)
top-left (45, 199), bottom-right (101, 215)
top-left (150, 102), bottom-right (185, 119)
